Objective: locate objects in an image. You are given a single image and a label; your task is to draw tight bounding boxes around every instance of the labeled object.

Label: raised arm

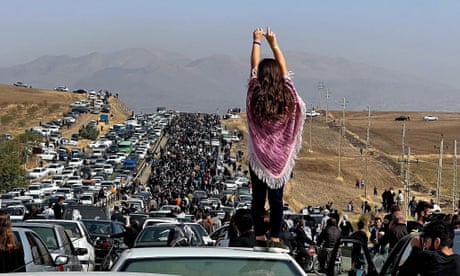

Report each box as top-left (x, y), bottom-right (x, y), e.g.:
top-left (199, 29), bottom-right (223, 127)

top-left (251, 28), bottom-right (264, 72)
top-left (265, 26), bottom-right (288, 76)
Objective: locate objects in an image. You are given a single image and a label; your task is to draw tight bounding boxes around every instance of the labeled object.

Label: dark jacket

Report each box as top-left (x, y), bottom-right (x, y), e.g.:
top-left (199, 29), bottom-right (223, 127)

top-left (0, 247), bottom-right (26, 273)
top-left (399, 248), bottom-right (460, 276)
top-left (317, 225), bottom-right (341, 249)
top-left (52, 203), bottom-right (64, 219)
top-left (229, 231), bottom-right (255, 248)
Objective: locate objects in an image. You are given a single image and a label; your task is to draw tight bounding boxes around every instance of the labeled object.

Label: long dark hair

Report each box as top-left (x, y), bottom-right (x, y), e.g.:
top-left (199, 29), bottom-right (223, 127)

top-left (0, 210), bottom-right (18, 251)
top-left (250, 58), bottom-right (295, 121)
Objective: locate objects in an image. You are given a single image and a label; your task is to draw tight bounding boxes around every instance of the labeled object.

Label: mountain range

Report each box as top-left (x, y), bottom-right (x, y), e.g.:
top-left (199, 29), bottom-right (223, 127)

top-left (1, 48), bottom-right (458, 114)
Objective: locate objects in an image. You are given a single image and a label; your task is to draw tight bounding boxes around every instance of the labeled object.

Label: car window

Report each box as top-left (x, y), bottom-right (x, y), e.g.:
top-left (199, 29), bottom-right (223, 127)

top-left (62, 229), bottom-right (76, 255)
top-left (454, 231), bottom-right (460, 254)
top-left (58, 222), bottom-right (82, 239)
top-left (26, 231), bottom-right (53, 266)
top-left (113, 222), bottom-right (125, 235)
top-left (27, 227), bottom-right (58, 250)
top-left (119, 257), bottom-right (301, 276)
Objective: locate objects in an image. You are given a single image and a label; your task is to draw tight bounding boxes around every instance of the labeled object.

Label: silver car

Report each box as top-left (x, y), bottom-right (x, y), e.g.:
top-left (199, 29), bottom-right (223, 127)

top-left (12, 227), bottom-right (68, 272)
top-left (15, 222), bottom-right (86, 271)
top-left (111, 247), bottom-right (306, 276)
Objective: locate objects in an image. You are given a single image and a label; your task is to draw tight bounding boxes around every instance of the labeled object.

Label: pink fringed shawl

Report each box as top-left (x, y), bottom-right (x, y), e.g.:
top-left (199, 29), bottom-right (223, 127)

top-left (246, 71), bottom-right (306, 189)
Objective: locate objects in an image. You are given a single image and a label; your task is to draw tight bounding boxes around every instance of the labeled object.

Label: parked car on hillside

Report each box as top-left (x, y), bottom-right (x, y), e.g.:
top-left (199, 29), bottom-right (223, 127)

top-left (14, 81), bottom-right (31, 88)
top-left (423, 115), bottom-right (439, 121)
top-left (55, 86), bottom-right (69, 92)
top-left (394, 115), bottom-right (410, 121)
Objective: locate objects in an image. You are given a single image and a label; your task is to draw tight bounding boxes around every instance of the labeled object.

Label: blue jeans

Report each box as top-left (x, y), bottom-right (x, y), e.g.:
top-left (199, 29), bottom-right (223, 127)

top-left (250, 167), bottom-right (284, 238)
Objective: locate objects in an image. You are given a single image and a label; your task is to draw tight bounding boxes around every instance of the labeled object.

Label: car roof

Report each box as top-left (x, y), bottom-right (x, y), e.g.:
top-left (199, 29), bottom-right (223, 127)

top-left (119, 247), bottom-right (294, 261)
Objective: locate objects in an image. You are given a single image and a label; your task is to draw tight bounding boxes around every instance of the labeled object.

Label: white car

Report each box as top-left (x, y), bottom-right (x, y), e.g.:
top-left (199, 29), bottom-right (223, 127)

top-left (47, 163), bottom-right (64, 175)
top-left (111, 247), bottom-right (305, 275)
top-left (60, 137), bottom-right (78, 146)
top-left (26, 183), bottom-right (44, 196)
top-left (306, 110), bottom-right (321, 117)
top-left (68, 158), bottom-right (84, 168)
top-left (28, 167), bottom-right (49, 179)
top-left (14, 81), bottom-right (31, 88)
top-left (423, 115), bottom-right (439, 121)
top-left (55, 86), bottom-right (69, 92)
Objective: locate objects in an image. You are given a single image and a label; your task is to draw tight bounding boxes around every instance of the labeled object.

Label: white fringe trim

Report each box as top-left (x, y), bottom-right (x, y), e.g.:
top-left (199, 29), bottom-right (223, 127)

top-left (248, 95), bottom-right (306, 190)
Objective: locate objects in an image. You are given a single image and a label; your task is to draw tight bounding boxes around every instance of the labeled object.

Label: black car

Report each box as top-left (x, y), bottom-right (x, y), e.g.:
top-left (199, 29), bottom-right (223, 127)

top-left (394, 115), bottom-right (410, 121)
top-left (81, 219), bottom-right (126, 268)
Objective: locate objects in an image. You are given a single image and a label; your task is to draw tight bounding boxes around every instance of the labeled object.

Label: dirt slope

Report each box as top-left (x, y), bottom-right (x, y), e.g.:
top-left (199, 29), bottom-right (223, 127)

top-left (223, 111), bottom-right (460, 221)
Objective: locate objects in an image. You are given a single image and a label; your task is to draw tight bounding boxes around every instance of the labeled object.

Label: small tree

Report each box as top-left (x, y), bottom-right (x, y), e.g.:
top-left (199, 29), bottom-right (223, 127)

top-left (79, 126), bottom-right (100, 140)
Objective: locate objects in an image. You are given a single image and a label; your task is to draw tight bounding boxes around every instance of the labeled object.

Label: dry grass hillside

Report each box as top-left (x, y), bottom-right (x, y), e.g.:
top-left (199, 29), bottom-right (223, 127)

top-left (0, 84), bottom-right (132, 148)
top-left (223, 110), bottom-right (460, 221)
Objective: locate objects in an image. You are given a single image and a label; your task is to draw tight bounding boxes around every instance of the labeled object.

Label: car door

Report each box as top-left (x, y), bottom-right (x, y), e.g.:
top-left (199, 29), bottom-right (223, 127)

top-left (25, 231), bottom-right (57, 271)
top-left (328, 236), bottom-right (378, 276)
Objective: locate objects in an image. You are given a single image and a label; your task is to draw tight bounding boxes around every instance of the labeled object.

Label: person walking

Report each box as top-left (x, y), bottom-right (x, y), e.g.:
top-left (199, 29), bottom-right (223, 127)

top-left (339, 214), bottom-right (354, 237)
top-left (247, 26), bottom-right (305, 253)
top-left (0, 210), bottom-right (26, 273)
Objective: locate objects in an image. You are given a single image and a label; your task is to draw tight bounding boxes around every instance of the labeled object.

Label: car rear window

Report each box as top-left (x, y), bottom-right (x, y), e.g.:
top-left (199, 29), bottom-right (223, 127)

top-left (119, 257), bottom-right (300, 276)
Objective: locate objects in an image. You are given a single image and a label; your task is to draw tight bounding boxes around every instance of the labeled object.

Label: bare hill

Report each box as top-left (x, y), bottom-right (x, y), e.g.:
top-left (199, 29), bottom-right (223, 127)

top-left (223, 111), bottom-right (460, 220)
top-left (0, 84), bottom-right (132, 139)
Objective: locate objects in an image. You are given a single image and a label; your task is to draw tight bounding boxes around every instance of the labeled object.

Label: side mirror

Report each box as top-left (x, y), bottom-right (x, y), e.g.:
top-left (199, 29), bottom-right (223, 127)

top-left (76, 247), bottom-right (88, 256)
top-left (54, 255), bottom-right (69, 266)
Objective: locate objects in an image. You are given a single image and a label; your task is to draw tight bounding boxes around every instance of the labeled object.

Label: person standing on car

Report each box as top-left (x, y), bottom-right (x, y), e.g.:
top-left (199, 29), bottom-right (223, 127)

top-left (0, 210), bottom-right (26, 273)
top-left (247, 26), bottom-right (305, 253)
top-left (399, 220), bottom-right (460, 275)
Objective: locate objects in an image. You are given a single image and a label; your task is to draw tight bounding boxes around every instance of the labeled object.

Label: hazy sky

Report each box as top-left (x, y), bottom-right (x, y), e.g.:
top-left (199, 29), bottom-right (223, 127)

top-left (2, 1), bottom-right (459, 88)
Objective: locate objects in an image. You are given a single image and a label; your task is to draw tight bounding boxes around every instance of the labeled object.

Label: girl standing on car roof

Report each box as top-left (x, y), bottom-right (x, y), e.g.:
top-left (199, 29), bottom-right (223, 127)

top-left (247, 26), bottom-right (305, 253)
top-left (0, 210), bottom-right (26, 272)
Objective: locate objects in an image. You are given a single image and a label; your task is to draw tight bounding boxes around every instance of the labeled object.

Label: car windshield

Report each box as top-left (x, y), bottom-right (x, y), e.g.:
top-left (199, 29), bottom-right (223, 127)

top-left (119, 257), bottom-right (300, 276)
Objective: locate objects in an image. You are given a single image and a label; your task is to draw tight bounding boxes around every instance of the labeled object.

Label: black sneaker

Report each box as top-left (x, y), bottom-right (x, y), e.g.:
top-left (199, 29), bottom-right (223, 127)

top-left (267, 240), bottom-right (290, 253)
top-left (253, 240), bottom-right (268, 252)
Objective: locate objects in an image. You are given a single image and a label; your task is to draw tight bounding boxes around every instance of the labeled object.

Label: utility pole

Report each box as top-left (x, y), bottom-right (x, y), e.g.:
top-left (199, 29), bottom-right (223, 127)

top-left (308, 104), bottom-right (313, 152)
top-left (318, 81), bottom-right (324, 110)
top-left (338, 119), bottom-right (342, 178)
top-left (436, 136), bottom-right (444, 205)
top-left (404, 147), bottom-right (412, 217)
top-left (364, 106), bottom-right (371, 199)
top-left (400, 122), bottom-right (406, 179)
top-left (453, 140), bottom-right (457, 213)
top-left (325, 88), bottom-right (330, 123)
top-left (337, 98), bottom-right (347, 179)
top-left (342, 98), bottom-right (347, 134)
